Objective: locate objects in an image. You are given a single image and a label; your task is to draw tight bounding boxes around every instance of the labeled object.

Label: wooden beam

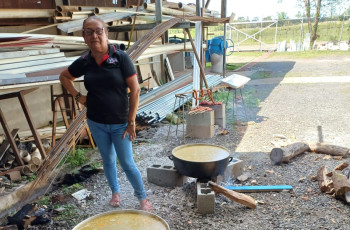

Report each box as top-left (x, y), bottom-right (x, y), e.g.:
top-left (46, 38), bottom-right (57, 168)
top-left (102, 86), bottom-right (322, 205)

top-left (184, 28), bottom-right (209, 89)
top-left (0, 108), bottom-right (24, 166)
top-left (221, 0), bottom-right (227, 18)
top-left (205, 0), bottom-right (211, 9)
top-left (209, 181), bottom-right (256, 209)
top-left (17, 90), bottom-right (46, 159)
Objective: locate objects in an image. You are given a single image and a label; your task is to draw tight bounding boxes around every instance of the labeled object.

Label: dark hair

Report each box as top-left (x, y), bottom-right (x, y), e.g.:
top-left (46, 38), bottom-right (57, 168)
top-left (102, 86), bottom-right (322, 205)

top-left (82, 16), bottom-right (106, 29)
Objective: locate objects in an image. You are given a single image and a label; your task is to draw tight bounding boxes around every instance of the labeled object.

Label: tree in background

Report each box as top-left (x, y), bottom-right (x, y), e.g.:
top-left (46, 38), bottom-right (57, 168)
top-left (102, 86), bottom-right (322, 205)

top-left (277, 11), bottom-right (289, 20)
top-left (237, 16), bottom-right (246, 22)
top-left (280, 0), bottom-right (349, 48)
top-left (263, 16), bottom-right (273, 21)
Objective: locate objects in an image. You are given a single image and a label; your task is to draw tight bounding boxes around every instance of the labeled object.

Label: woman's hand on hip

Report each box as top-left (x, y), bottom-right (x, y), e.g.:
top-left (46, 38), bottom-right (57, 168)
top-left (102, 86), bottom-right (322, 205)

top-left (123, 124), bottom-right (136, 141)
top-left (77, 95), bottom-right (87, 107)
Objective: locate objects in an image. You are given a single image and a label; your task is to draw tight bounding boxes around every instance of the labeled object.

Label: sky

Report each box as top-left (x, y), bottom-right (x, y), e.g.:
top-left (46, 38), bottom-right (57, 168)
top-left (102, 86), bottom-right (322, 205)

top-left (172, 0), bottom-right (301, 20)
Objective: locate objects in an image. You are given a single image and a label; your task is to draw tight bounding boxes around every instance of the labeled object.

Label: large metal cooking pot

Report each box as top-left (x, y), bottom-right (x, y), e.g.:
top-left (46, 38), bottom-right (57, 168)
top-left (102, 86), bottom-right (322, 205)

top-left (169, 144), bottom-right (232, 180)
top-left (72, 209), bottom-right (169, 230)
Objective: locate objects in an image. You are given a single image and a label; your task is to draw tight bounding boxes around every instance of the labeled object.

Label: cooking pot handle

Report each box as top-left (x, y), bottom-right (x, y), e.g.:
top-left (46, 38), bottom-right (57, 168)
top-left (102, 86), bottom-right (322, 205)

top-left (168, 155), bottom-right (174, 160)
top-left (228, 157), bottom-right (233, 162)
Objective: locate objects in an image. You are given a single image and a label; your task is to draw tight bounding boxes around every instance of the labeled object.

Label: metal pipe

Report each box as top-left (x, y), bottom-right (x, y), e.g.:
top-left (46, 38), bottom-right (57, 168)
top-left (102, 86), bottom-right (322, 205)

top-left (56, 5), bottom-right (79, 12)
top-left (94, 7), bottom-right (134, 15)
top-left (78, 6), bottom-right (96, 11)
top-left (144, 3), bottom-right (186, 16)
top-left (71, 10), bottom-right (93, 15)
top-left (137, 75), bottom-right (222, 123)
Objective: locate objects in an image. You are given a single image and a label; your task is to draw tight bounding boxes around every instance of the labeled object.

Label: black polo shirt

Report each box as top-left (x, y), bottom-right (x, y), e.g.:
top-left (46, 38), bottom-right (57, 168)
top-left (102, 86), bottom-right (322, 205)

top-left (68, 44), bottom-right (136, 124)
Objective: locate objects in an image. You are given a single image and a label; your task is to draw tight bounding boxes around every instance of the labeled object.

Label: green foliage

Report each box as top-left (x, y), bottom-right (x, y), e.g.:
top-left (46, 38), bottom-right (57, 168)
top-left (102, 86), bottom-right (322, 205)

top-left (62, 183), bottom-right (84, 196)
top-left (56, 204), bottom-right (77, 220)
top-left (37, 195), bottom-right (51, 206)
top-left (90, 161), bottom-right (102, 169)
top-left (64, 148), bottom-right (90, 168)
top-left (62, 185), bottom-right (70, 195)
top-left (277, 12), bottom-right (289, 20)
top-left (212, 90), bottom-right (230, 103)
top-left (72, 183), bottom-right (84, 191)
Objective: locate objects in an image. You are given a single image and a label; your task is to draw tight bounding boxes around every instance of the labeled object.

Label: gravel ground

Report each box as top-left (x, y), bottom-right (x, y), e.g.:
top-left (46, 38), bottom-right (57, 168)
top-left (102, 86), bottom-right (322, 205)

top-left (12, 53), bottom-right (350, 229)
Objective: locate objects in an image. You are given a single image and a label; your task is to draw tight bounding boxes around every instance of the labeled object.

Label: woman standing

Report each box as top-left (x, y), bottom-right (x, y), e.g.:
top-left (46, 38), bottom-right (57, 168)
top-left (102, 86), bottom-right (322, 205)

top-left (59, 16), bottom-right (152, 211)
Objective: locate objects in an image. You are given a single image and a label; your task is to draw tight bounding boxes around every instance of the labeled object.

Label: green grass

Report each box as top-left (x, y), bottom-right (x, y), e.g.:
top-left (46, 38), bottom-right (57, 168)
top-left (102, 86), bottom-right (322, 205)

top-left (243, 88), bottom-right (261, 108)
top-left (169, 20), bottom-right (350, 46)
top-left (205, 62), bottom-right (245, 70)
top-left (62, 183), bottom-right (84, 196)
top-left (270, 50), bottom-right (350, 59)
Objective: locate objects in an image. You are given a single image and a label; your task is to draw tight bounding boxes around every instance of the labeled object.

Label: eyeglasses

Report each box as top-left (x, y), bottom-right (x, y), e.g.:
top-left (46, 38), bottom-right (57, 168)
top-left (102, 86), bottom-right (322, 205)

top-left (83, 28), bottom-right (104, 36)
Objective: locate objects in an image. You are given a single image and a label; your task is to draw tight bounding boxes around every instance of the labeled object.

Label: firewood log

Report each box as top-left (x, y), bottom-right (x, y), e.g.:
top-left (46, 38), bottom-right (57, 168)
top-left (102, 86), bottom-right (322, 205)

top-left (270, 142), bottom-right (309, 165)
top-left (331, 170), bottom-right (350, 200)
top-left (209, 181), bottom-right (256, 209)
top-left (308, 143), bottom-right (349, 157)
top-left (316, 165), bottom-right (333, 193)
top-left (270, 142), bottom-right (350, 165)
top-left (326, 162), bottom-right (349, 177)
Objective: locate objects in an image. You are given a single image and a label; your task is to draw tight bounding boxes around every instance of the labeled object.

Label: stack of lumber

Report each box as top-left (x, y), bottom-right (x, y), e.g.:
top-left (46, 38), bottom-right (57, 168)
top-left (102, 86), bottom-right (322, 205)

top-left (0, 47), bottom-right (76, 76)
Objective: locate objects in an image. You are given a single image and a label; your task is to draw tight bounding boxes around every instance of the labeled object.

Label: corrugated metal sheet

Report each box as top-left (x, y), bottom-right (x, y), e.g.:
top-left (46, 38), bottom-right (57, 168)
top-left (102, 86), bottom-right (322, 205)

top-left (0, 0), bottom-right (55, 9)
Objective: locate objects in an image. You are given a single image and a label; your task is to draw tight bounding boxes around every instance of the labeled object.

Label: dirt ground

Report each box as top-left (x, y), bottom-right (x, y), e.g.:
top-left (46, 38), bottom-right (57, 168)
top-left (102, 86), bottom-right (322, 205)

top-left (5, 51), bottom-right (350, 229)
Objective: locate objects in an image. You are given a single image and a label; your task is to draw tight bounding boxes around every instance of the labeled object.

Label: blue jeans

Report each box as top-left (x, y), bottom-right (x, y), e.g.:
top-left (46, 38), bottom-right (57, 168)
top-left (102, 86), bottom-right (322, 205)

top-left (87, 119), bottom-right (146, 200)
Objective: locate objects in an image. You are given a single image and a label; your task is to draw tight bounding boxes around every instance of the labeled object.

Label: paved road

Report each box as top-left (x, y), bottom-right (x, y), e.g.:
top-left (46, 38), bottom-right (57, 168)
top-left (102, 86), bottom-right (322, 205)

top-left (229, 53), bottom-right (350, 153)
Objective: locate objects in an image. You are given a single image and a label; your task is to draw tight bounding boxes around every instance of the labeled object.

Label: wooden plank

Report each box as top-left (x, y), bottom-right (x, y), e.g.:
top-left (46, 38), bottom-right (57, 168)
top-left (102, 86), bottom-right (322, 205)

top-left (18, 90), bottom-right (46, 159)
top-left (137, 58), bottom-right (158, 89)
top-left (0, 48), bottom-right (60, 60)
top-left (0, 57), bottom-right (66, 71)
top-left (0, 108), bottom-right (24, 166)
top-left (0, 59), bottom-right (75, 74)
top-left (0, 52), bottom-right (64, 65)
top-left (165, 57), bottom-right (175, 81)
top-left (57, 9), bottom-right (137, 33)
top-left (0, 139), bottom-right (10, 161)
top-left (225, 185), bottom-right (293, 193)
top-left (209, 181), bottom-right (256, 209)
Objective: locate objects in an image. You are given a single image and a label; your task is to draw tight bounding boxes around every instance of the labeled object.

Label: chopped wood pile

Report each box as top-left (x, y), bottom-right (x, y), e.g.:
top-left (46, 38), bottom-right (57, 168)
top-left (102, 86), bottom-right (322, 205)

top-left (316, 162), bottom-right (350, 203)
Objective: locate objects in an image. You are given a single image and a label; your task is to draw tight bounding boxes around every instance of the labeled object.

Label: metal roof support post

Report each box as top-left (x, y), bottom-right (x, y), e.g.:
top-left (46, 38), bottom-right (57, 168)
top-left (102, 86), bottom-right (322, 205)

top-left (155, 0), bottom-right (166, 83)
top-left (192, 21), bottom-right (202, 108)
top-left (221, 0), bottom-right (227, 78)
